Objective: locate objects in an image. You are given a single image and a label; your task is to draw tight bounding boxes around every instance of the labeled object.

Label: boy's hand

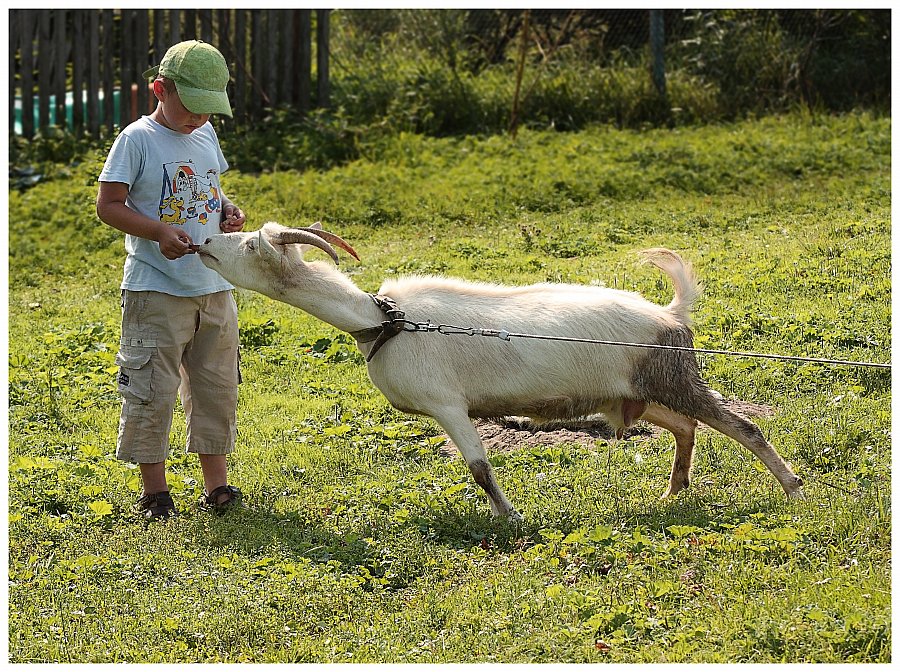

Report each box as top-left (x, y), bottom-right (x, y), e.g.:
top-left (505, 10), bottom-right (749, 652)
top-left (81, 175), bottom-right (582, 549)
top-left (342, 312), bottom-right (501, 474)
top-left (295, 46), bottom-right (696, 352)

top-left (158, 226), bottom-right (194, 259)
top-left (221, 204), bottom-right (246, 233)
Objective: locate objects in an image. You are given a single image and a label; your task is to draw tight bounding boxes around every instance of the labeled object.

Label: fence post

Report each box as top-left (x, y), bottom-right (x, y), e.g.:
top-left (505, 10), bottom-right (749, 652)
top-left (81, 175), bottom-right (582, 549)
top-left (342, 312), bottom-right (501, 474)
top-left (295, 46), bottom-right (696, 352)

top-left (649, 10), bottom-right (666, 101)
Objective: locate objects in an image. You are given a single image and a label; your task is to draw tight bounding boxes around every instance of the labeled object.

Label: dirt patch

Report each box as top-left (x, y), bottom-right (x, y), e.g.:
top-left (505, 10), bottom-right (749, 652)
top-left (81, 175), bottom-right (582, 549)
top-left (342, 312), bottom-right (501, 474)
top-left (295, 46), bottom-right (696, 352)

top-left (441, 400), bottom-right (775, 455)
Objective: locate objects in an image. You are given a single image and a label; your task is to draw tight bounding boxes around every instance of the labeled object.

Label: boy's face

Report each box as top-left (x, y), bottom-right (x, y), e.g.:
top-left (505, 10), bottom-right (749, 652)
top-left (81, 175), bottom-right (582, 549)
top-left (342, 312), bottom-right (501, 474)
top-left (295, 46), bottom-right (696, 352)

top-left (153, 80), bottom-right (211, 134)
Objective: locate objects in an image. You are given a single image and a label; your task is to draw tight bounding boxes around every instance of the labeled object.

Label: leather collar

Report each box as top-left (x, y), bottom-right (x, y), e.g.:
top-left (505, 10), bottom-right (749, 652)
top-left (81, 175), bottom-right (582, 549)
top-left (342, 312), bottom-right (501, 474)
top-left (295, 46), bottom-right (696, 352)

top-left (349, 294), bottom-right (406, 362)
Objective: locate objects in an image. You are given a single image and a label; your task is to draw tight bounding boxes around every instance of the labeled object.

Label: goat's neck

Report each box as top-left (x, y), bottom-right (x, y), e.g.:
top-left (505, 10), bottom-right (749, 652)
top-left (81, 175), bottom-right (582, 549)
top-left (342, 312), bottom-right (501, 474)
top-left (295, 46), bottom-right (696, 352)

top-left (273, 265), bottom-right (387, 334)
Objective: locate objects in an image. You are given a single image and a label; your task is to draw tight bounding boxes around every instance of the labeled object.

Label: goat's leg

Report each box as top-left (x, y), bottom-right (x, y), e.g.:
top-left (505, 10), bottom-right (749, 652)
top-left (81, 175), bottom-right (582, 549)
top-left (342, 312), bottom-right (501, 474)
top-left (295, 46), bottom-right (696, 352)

top-left (433, 408), bottom-right (522, 521)
top-left (698, 403), bottom-right (804, 499)
top-left (640, 403), bottom-right (698, 499)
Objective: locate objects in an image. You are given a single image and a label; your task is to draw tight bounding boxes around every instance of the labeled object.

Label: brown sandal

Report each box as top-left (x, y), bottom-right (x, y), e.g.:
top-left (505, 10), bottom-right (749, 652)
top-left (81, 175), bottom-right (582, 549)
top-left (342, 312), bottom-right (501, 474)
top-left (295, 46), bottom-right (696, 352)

top-left (135, 491), bottom-right (178, 521)
top-left (201, 485), bottom-right (243, 513)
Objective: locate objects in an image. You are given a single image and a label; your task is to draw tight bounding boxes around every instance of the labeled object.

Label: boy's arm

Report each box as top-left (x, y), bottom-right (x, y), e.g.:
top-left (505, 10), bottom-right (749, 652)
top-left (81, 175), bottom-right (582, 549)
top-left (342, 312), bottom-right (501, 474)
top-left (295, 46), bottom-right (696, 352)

top-left (96, 181), bottom-right (194, 259)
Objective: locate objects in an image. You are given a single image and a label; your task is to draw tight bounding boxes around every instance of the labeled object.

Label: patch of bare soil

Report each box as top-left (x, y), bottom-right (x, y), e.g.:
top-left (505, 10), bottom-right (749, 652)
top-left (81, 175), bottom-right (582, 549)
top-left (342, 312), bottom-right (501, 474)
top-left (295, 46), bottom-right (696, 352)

top-left (441, 400), bottom-right (775, 455)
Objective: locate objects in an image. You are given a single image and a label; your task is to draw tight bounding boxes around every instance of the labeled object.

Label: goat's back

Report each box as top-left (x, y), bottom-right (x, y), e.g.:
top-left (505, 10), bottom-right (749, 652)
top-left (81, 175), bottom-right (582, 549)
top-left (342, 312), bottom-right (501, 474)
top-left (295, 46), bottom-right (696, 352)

top-left (371, 260), bottom-right (696, 419)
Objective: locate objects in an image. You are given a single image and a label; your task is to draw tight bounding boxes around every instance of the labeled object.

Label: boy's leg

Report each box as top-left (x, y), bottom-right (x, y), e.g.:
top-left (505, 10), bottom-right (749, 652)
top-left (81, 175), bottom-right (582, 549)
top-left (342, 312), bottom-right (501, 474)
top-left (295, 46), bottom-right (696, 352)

top-left (198, 454), bottom-right (228, 499)
top-left (139, 462), bottom-right (168, 495)
top-left (180, 291), bottom-right (240, 496)
top-left (116, 291), bottom-right (197, 494)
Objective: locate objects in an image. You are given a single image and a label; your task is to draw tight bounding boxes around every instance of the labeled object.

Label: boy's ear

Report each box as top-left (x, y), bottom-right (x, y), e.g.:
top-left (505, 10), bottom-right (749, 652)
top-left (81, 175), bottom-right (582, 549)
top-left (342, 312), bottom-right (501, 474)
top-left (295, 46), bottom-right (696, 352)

top-left (152, 80), bottom-right (166, 101)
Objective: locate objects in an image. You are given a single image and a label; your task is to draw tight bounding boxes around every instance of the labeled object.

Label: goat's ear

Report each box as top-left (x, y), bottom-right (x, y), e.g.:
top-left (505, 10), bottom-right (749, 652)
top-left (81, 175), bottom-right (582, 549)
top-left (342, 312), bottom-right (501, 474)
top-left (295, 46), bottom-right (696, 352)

top-left (258, 228), bottom-right (280, 262)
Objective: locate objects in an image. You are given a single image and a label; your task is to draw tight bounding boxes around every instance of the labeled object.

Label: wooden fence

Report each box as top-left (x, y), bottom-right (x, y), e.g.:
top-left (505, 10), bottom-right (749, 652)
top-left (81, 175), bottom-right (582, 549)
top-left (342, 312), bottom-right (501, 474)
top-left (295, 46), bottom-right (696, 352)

top-left (9, 8), bottom-right (331, 139)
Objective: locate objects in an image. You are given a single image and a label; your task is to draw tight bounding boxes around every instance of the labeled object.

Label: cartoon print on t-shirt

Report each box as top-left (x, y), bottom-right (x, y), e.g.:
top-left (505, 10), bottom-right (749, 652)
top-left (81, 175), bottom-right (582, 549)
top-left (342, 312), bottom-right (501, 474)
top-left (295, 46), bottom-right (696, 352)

top-left (158, 160), bottom-right (222, 226)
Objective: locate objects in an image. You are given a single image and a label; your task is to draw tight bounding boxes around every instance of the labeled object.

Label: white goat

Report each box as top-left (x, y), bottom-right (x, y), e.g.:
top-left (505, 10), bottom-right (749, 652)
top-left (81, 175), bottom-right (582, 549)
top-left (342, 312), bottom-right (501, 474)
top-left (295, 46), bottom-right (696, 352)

top-left (198, 223), bottom-right (804, 520)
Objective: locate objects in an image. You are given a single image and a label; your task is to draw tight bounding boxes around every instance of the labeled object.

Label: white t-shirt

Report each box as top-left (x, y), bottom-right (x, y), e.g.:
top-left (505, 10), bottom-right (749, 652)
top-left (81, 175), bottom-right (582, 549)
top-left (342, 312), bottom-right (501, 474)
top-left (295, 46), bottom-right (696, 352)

top-left (98, 116), bottom-right (234, 297)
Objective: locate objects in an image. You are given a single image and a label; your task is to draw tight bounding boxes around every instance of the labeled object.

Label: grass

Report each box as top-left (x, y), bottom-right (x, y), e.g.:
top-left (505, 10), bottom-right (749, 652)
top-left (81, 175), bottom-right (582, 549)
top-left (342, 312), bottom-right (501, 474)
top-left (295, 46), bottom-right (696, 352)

top-left (7, 111), bottom-right (891, 662)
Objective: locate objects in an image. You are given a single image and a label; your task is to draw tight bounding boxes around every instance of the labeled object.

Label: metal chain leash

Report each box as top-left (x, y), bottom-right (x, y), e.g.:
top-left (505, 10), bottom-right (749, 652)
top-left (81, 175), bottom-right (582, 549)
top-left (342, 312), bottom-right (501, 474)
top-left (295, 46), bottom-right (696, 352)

top-left (393, 319), bottom-right (891, 370)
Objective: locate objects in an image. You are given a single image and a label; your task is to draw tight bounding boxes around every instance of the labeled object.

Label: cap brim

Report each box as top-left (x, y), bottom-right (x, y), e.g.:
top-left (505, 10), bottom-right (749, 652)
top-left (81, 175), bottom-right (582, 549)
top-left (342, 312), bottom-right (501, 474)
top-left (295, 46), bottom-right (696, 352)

top-left (142, 65), bottom-right (160, 81)
top-left (174, 81), bottom-right (233, 118)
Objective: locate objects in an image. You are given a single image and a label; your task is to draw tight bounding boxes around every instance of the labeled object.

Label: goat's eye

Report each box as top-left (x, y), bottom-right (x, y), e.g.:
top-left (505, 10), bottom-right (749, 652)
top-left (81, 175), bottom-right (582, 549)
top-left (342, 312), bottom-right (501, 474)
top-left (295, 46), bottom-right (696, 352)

top-left (246, 240), bottom-right (256, 251)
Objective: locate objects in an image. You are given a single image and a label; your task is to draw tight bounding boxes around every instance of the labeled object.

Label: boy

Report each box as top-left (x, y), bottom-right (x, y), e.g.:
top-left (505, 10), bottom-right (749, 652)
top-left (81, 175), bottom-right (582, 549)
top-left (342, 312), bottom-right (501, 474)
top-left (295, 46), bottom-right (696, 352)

top-left (96, 40), bottom-right (245, 520)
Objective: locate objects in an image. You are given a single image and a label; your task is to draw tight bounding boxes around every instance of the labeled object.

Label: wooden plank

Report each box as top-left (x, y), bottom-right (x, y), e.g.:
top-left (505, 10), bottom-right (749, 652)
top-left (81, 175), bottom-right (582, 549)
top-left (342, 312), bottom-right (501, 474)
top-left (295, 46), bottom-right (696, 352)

top-left (20, 11), bottom-right (34, 138)
top-left (281, 10), bottom-right (293, 105)
top-left (87, 10), bottom-right (99, 137)
top-left (200, 10), bottom-right (213, 43)
top-left (101, 9), bottom-right (114, 135)
top-left (9, 10), bottom-right (18, 136)
top-left (170, 8), bottom-right (181, 45)
top-left (54, 9), bottom-right (67, 128)
top-left (38, 11), bottom-right (51, 131)
top-left (265, 10), bottom-right (278, 106)
top-left (7, 7), bottom-right (331, 135)
top-left (71, 9), bottom-right (85, 132)
top-left (298, 10), bottom-right (311, 114)
top-left (184, 10), bottom-right (196, 40)
top-left (119, 9), bottom-right (132, 128)
top-left (316, 9), bottom-right (330, 109)
top-left (234, 9), bottom-right (246, 122)
top-left (153, 8), bottom-right (166, 65)
top-left (216, 9), bottom-right (228, 48)
top-left (216, 9), bottom-right (232, 131)
top-left (136, 9), bottom-right (149, 116)
top-left (251, 10), bottom-right (264, 114)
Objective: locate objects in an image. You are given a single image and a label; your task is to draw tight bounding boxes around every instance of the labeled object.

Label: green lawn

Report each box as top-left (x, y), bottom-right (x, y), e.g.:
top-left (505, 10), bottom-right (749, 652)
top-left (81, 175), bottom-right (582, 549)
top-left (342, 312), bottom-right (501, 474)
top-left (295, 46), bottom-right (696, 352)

top-left (7, 112), bottom-right (890, 662)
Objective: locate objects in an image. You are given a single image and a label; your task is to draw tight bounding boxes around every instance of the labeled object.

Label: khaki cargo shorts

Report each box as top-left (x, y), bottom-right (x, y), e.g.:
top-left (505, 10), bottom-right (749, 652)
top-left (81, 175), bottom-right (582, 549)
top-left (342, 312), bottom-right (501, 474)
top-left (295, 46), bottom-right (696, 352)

top-left (115, 290), bottom-right (240, 464)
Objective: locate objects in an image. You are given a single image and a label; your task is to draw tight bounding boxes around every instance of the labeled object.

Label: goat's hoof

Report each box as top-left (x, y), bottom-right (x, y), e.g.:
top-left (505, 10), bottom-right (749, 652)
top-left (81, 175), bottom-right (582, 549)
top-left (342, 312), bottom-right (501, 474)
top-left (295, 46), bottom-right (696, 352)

top-left (661, 481), bottom-right (689, 500)
top-left (787, 487), bottom-right (806, 501)
top-left (498, 508), bottom-right (524, 523)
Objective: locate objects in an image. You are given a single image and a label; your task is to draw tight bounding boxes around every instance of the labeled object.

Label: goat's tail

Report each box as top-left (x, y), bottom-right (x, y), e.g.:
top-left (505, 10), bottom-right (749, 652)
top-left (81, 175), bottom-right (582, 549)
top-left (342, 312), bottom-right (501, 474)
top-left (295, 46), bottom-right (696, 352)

top-left (639, 248), bottom-right (702, 324)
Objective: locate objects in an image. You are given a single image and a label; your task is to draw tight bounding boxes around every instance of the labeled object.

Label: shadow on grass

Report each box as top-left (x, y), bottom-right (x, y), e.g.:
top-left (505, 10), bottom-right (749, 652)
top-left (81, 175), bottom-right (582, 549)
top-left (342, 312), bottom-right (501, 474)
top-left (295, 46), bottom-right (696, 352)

top-left (164, 478), bottom-right (794, 591)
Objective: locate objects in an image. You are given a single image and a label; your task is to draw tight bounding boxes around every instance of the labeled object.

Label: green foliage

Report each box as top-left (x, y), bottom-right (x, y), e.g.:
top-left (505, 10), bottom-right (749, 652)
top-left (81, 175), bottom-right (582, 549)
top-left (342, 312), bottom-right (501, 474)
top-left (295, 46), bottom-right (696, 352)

top-left (323, 8), bottom-right (890, 138)
top-left (7, 113), bottom-right (890, 662)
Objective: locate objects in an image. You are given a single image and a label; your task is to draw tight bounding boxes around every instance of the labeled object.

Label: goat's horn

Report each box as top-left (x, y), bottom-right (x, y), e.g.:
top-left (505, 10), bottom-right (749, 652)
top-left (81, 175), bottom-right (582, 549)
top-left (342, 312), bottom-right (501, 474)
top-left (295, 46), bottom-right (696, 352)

top-left (272, 229), bottom-right (341, 264)
top-left (297, 226), bottom-right (360, 261)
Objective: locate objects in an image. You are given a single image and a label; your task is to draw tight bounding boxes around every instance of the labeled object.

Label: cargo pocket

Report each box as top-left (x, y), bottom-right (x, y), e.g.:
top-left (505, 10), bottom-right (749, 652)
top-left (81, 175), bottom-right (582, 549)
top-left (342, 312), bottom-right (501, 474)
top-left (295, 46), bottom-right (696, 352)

top-left (115, 346), bottom-right (155, 404)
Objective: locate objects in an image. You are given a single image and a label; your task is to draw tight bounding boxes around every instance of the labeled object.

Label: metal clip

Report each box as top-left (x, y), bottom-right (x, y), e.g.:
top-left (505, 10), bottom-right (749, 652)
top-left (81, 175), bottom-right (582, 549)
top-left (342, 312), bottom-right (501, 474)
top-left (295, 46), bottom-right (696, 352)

top-left (438, 325), bottom-right (475, 336)
top-left (476, 329), bottom-right (512, 341)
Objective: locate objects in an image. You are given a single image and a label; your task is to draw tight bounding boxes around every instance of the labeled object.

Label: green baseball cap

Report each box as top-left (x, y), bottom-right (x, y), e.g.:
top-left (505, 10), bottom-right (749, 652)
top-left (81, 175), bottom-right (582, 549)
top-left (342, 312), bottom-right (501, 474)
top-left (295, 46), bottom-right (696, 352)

top-left (143, 40), bottom-right (233, 117)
